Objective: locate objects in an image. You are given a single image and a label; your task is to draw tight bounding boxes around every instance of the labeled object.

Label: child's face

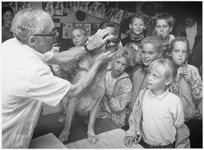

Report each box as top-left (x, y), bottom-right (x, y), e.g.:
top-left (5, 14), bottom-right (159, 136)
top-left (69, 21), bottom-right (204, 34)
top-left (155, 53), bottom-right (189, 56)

top-left (112, 56), bottom-right (128, 77)
top-left (141, 43), bottom-right (161, 67)
top-left (129, 18), bottom-right (146, 35)
top-left (171, 41), bottom-right (188, 66)
top-left (154, 19), bottom-right (172, 39)
top-left (72, 29), bottom-right (87, 46)
top-left (147, 69), bottom-right (167, 91)
top-left (104, 27), bottom-right (116, 36)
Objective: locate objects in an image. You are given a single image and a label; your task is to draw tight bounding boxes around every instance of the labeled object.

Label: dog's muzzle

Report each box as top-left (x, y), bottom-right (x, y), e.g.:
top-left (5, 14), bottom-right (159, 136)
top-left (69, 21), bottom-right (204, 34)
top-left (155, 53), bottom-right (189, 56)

top-left (105, 37), bottom-right (120, 52)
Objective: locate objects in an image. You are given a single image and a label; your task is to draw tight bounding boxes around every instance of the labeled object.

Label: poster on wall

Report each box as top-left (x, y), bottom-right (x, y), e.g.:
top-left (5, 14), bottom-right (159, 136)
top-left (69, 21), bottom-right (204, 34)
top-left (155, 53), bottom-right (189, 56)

top-left (91, 24), bottom-right (100, 35)
top-left (110, 8), bottom-right (124, 24)
top-left (63, 2), bottom-right (72, 15)
top-left (42, 2), bottom-right (53, 16)
top-left (79, 2), bottom-right (89, 12)
top-left (53, 2), bottom-right (63, 16)
top-left (94, 3), bottom-right (106, 19)
top-left (73, 23), bottom-right (91, 37)
top-left (62, 23), bottom-right (73, 39)
top-left (105, 7), bottom-right (114, 21)
top-left (87, 2), bottom-right (98, 16)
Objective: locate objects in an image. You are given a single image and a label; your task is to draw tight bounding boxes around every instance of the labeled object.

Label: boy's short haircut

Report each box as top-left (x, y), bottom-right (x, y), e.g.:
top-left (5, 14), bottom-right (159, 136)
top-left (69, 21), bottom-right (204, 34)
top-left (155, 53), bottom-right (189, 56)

top-left (70, 26), bottom-right (87, 37)
top-left (129, 11), bottom-right (148, 26)
top-left (149, 58), bottom-right (177, 81)
top-left (153, 12), bottom-right (175, 28)
top-left (99, 20), bottom-right (116, 29)
top-left (113, 47), bottom-right (133, 67)
top-left (141, 36), bottom-right (163, 53)
top-left (170, 36), bottom-right (190, 57)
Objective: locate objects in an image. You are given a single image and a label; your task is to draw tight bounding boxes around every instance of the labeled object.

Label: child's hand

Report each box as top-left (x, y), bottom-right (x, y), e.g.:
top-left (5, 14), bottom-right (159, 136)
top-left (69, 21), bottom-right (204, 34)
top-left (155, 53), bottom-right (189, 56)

top-left (124, 136), bottom-right (138, 147)
top-left (175, 67), bottom-right (183, 81)
top-left (182, 66), bottom-right (196, 86)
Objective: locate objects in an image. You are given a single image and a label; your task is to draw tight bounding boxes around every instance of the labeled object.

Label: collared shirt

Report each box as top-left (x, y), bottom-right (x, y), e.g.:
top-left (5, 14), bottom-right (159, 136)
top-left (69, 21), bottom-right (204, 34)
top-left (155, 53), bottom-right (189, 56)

top-left (142, 89), bottom-right (184, 146)
top-left (2, 38), bottom-right (70, 148)
top-left (186, 22), bottom-right (197, 51)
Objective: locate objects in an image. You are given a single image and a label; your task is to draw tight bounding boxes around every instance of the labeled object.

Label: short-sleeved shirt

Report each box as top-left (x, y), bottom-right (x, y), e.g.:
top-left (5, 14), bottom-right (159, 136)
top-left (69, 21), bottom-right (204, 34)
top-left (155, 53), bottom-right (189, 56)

top-left (2, 38), bottom-right (70, 148)
top-left (142, 89), bottom-right (184, 146)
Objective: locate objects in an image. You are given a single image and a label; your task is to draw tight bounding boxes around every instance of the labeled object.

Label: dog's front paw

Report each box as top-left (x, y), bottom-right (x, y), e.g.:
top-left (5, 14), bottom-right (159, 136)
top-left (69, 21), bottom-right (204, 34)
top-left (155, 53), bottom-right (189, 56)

top-left (87, 132), bottom-right (98, 143)
top-left (58, 130), bottom-right (70, 142)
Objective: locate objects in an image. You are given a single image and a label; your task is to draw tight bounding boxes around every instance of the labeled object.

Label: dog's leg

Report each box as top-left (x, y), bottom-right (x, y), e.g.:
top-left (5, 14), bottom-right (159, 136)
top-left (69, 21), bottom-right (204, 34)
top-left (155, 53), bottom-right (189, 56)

top-left (87, 86), bottom-right (105, 143)
top-left (58, 96), bottom-right (69, 123)
top-left (58, 97), bottom-right (76, 142)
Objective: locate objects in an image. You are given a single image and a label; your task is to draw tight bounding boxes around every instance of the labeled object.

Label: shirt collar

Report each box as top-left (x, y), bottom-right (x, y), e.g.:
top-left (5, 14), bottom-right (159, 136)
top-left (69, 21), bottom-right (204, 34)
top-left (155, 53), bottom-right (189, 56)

top-left (186, 22), bottom-right (197, 29)
top-left (149, 88), bottom-right (169, 101)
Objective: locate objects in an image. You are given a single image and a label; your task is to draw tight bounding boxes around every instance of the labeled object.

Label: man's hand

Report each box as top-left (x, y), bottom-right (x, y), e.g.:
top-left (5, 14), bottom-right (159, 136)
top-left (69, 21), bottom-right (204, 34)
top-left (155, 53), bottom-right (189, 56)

top-left (87, 29), bottom-right (115, 51)
top-left (124, 136), bottom-right (138, 147)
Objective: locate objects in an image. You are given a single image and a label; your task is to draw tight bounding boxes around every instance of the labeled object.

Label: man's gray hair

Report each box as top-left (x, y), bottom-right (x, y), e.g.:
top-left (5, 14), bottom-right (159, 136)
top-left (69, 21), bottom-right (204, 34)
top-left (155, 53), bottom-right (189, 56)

top-left (11, 8), bottom-right (53, 44)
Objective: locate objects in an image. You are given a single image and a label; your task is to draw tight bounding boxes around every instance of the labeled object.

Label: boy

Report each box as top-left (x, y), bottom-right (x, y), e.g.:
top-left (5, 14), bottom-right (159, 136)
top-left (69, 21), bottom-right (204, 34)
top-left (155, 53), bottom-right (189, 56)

top-left (124, 59), bottom-right (190, 148)
top-left (97, 47), bottom-right (133, 128)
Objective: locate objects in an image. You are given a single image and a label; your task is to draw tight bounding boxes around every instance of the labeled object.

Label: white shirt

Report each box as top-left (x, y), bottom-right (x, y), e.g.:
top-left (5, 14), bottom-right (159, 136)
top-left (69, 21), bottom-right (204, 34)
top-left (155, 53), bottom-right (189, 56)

top-left (142, 89), bottom-right (184, 146)
top-left (2, 38), bottom-right (70, 148)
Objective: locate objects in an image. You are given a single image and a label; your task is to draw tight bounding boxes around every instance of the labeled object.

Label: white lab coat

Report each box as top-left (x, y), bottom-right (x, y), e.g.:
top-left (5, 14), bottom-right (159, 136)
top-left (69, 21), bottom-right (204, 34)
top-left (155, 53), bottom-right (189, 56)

top-left (2, 38), bottom-right (70, 148)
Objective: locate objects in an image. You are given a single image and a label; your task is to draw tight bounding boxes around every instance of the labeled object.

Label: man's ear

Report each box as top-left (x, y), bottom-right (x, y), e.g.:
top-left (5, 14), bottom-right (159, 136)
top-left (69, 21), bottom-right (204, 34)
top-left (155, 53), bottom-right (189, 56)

top-left (28, 36), bottom-right (38, 46)
top-left (169, 26), bottom-right (173, 33)
top-left (165, 78), bottom-right (173, 86)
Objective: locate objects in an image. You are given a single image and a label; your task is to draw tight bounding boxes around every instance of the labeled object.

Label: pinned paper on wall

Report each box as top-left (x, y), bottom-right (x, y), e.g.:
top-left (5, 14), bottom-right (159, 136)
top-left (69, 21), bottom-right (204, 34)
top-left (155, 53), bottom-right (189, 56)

top-left (42, 2), bottom-right (53, 16)
top-left (62, 23), bottom-right (73, 39)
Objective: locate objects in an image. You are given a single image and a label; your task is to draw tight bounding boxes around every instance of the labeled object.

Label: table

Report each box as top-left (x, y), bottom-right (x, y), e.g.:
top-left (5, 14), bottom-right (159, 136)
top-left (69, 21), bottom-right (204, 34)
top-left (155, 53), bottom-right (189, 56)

top-left (66, 128), bottom-right (143, 148)
top-left (30, 133), bottom-right (67, 148)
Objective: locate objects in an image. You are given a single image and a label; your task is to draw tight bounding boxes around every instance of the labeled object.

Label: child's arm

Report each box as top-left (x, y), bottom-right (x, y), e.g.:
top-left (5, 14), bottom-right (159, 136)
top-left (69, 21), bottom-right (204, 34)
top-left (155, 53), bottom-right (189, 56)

top-left (107, 78), bottom-right (132, 111)
top-left (125, 89), bottom-right (144, 138)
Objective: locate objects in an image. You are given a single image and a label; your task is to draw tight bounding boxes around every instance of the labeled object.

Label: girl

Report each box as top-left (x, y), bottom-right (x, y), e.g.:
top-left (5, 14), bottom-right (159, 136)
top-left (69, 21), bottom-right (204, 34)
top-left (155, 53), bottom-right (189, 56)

top-left (130, 36), bottom-right (162, 110)
top-left (123, 36), bottom-right (162, 130)
top-left (169, 37), bottom-right (202, 147)
top-left (152, 12), bottom-right (175, 58)
top-left (121, 12), bottom-right (148, 46)
top-left (2, 6), bottom-right (14, 43)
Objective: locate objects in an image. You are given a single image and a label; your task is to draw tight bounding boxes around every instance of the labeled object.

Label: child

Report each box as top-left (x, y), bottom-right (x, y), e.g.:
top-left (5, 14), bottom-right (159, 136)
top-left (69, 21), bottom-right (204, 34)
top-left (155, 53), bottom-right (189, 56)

top-left (169, 37), bottom-right (202, 147)
top-left (129, 36), bottom-right (162, 114)
top-left (97, 47), bottom-right (133, 128)
top-left (124, 58), bottom-right (190, 148)
top-left (71, 26), bottom-right (88, 46)
top-left (121, 12), bottom-right (148, 46)
top-left (152, 12), bottom-right (175, 58)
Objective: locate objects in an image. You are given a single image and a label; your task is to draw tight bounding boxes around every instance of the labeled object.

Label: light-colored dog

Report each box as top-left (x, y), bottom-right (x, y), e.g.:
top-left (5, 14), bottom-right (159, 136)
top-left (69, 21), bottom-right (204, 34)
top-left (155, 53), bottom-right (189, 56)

top-left (58, 38), bottom-right (120, 143)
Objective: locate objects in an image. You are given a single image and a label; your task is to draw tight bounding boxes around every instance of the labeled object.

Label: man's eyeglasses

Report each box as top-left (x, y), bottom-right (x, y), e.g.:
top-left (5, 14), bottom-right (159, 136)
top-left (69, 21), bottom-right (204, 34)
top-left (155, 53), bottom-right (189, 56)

top-left (33, 28), bottom-right (58, 37)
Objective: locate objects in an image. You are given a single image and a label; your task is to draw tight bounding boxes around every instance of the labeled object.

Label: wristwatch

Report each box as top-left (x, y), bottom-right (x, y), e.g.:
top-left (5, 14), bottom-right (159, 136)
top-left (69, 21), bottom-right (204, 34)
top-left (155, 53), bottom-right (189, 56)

top-left (84, 44), bottom-right (89, 52)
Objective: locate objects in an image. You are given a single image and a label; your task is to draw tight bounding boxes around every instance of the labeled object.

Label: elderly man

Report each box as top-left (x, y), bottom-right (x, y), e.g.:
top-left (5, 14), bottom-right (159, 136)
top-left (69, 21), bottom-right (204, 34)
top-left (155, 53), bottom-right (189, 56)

top-left (2, 8), bottom-right (115, 148)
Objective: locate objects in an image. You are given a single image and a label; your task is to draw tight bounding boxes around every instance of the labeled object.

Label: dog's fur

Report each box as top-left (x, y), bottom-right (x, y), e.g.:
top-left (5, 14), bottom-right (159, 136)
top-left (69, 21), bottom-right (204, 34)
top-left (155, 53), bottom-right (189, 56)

top-left (58, 39), bottom-right (119, 143)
